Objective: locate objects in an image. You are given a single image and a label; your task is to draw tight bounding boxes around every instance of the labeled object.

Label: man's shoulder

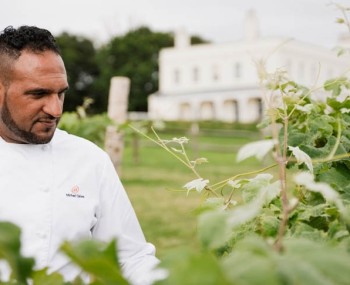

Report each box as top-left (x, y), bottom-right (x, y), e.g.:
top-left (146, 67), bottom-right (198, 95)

top-left (53, 129), bottom-right (107, 157)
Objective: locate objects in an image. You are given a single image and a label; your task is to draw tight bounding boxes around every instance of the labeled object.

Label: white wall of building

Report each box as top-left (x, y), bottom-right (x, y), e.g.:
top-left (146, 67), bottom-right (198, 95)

top-left (148, 11), bottom-right (350, 123)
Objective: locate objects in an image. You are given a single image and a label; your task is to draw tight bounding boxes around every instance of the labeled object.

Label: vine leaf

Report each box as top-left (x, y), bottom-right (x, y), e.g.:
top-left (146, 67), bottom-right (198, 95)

top-left (288, 146), bottom-right (313, 173)
top-left (237, 139), bottom-right (276, 162)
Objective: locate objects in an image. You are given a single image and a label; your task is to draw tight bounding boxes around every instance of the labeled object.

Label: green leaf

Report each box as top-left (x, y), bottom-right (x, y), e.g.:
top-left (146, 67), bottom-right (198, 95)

top-left (155, 248), bottom-right (230, 285)
top-left (32, 268), bottom-right (65, 285)
top-left (222, 236), bottom-right (281, 285)
top-left (327, 97), bottom-right (350, 112)
top-left (291, 222), bottom-right (327, 241)
top-left (197, 197), bottom-right (226, 213)
top-left (241, 174), bottom-right (273, 203)
top-left (60, 240), bottom-right (129, 285)
top-left (337, 48), bottom-right (345, 57)
top-left (197, 211), bottom-right (231, 250)
top-left (308, 114), bottom-right (335, 138)
top-left (298, 204), bottom-right (328, 221)
top-left (324, 77), bottom-right (349, 97)
top-left (286, 127), bottom-right (309, 149)
top-left (277, 257), bottom-right (334, 285)
top-left (336, 18), bottom-right (345, 24)
top-left (236, 139), bottom-right (275, 162)
top-left (284, 238), bottom-right (350, 285)
top-left (258, 214), bottom-right (280, 237)
top-left (317, 164), bottom-right (350, 194)
top-left (0, 222), bottom-right (35, 284)
top-left (222, 236), bottom-right (350, 285)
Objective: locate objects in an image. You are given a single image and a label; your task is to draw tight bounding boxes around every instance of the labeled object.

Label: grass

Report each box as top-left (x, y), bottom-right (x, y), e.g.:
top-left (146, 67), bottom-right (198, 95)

top-left (120, 124), bottom-right (269, 258)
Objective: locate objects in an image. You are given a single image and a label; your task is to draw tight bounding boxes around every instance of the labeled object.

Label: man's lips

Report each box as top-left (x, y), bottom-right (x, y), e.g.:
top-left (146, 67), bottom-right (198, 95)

top-left (36, 119), bottom-right (58, 128)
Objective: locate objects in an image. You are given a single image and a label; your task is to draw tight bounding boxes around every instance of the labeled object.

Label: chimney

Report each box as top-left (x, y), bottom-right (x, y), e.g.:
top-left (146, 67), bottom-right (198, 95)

top-left (175, 27), bottom-right (190, 48)
top-left (244, 9), bottom-right (260, 42)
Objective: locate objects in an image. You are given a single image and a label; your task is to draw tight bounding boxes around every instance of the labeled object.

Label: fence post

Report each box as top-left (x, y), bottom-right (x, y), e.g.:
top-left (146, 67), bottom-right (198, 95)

top-left (105, 76), bottom-right (130, 173)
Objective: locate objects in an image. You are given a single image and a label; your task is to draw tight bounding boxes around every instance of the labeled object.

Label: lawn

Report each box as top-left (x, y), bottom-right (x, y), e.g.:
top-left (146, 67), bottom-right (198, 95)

top-left (120, 123), bottom-right (268, 258)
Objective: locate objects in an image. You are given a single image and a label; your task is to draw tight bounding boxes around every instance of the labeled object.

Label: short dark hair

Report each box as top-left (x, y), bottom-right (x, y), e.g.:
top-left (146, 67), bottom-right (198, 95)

top-left (0, 26), bottom-right (61, 85)
top-left (0, 25), bottom-right (60, 58)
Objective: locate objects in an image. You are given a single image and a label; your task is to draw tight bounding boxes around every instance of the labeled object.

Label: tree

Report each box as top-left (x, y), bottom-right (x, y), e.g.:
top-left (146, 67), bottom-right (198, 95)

top-left (94, 27), bottom-right (172, 112)
top-left (94, 27), bottom-right (208, 112)
top-left (191, 35), bottom-right (209, 45)
top-left (55, 33), bottom-right (100, 112)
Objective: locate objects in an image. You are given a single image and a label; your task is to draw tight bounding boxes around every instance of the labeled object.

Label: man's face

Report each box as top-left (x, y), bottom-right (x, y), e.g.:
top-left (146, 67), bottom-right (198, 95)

top-left (0, 50), bottom-right (68, 144)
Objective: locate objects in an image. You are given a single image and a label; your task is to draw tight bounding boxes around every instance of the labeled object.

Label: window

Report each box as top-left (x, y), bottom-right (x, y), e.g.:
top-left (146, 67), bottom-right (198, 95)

top-left (212, 65), bottom-right (219, 81)
top-left (310, 63), bottom-right (318, 82)
top-left (298, 62), bottom-right (305, 80)
top-left (285, 60), bottom-right (292, 75)
top-left (174, 69), bottom-right (180, 84)
top-left (234, 62), bottom-right (242, 78)
top-left (193, 67), bottom-right (199, 82)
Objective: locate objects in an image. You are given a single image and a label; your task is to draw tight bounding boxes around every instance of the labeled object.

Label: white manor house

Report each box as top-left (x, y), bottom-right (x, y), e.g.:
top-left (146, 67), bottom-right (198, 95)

top-left (147, 10), bottom-right (350, 123)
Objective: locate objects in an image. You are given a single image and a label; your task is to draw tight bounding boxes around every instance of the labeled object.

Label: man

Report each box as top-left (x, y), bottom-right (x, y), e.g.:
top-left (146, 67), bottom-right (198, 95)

top-left (0, 26), bottom-right (161, 284)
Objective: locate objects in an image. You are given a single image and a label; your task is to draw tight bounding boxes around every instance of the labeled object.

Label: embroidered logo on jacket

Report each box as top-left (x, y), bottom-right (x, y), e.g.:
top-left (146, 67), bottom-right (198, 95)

top-left (66, 185), bottom-right (85, 198)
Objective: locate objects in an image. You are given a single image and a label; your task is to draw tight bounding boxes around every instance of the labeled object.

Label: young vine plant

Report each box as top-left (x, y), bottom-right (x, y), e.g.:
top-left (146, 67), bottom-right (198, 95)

top-left (131, 6), bottom-right (350, 284)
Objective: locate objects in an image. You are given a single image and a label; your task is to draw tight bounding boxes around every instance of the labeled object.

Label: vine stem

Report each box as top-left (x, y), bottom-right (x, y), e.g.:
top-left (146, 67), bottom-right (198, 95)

top-left (130, 125), bottom-right (193, 171)
top-left (210, 163), bottom-right (278, 190)
top-left (314, 152), bottom-right (350, 163)
top-left (334, 2), bottom-right (350, 32)
top-left (326, 115), bottom-right (342, 160)
top-left (273, 113), bottom-right (289, 252)
top-left (129, 124), bottom-right (218, 197)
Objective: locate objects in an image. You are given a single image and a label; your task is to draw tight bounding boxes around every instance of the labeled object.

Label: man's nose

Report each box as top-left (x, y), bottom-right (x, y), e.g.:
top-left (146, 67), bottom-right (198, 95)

top-left (42, 94), bottom-right (64, 118)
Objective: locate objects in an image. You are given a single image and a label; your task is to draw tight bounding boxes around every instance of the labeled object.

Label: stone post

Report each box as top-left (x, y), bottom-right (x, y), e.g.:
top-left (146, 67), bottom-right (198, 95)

top-left (105, 76), bottom-right (130, 173)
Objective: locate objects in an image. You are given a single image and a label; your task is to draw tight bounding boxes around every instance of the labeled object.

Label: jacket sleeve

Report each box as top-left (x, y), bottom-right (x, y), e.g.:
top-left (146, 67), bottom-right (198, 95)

top-left (91, 153), bottom-right (163, 285)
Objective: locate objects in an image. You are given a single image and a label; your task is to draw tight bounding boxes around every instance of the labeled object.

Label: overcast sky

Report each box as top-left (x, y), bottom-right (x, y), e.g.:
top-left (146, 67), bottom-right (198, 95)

top-left (1, 0), bottom-right (349, 48)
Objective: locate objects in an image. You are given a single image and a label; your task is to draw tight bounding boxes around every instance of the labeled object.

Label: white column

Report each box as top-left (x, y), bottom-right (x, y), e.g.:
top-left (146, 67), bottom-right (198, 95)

top-left (237, 97), bottom-right (258, 123)
top-left (105, 77), bottom-right (130, 173)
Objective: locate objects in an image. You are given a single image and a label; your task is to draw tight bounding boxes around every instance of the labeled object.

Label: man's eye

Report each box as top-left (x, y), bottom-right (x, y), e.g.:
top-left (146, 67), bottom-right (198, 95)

top-left (28, 90), bottom-right (48, 97)
top-left (31, 92), bottom-right (46, 97)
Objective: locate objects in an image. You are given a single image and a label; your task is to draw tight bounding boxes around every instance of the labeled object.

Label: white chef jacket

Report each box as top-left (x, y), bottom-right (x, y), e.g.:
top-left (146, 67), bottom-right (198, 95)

top-left (0, 129), bottom-right (160, 285)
